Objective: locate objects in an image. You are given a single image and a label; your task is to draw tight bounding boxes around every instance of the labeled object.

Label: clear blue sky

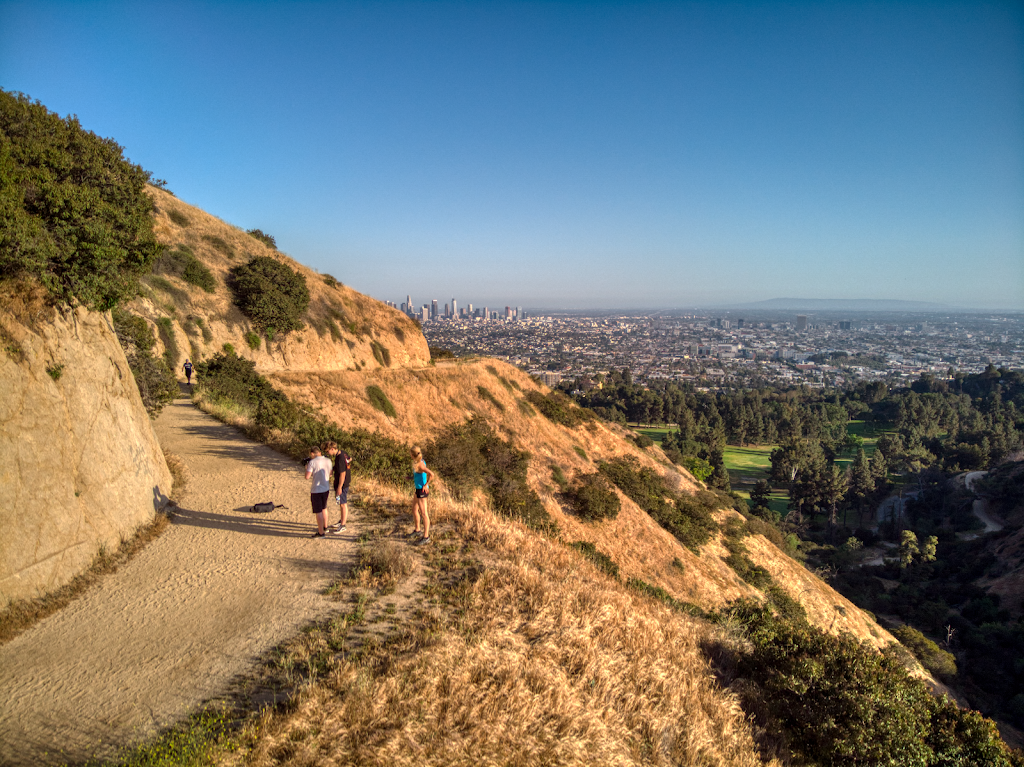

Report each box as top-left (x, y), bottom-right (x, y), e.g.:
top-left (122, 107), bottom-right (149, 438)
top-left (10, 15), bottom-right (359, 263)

top-left (2, 1), bottom-right (1022, 310)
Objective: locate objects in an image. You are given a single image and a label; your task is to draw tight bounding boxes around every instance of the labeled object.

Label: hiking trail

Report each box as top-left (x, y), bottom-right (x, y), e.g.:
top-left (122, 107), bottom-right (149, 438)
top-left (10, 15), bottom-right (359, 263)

top-left (0, 391), bottom-right (355, 765)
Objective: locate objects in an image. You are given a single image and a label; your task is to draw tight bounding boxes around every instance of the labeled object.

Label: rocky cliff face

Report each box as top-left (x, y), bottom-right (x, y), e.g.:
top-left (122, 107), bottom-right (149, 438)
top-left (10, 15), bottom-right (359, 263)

top-left (0, 286), bottom-right (172, 607)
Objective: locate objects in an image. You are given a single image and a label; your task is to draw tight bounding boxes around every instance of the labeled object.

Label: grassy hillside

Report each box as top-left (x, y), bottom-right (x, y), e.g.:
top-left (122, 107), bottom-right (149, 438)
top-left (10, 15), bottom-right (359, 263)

top-left (124, 187), bottom-right (429, 376)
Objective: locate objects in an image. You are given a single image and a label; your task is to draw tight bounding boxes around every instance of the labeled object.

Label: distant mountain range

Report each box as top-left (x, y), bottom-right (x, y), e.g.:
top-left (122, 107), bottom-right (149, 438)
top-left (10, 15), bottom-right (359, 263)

top-left (714, 298), bottom-right (962, 312)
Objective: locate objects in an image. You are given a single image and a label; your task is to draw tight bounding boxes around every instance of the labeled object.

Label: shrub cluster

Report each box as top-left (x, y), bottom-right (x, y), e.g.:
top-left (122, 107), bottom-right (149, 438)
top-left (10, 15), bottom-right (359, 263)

top-left (723, 601), bottom-right (1018, 766)
top-left (246, 229), bottom-right (276, 249)
top-left (563, 472), bottom-right (620, 522)
top-left (568, 540), bottom-right (619, 579)
top-left (0, 90), bottom-right (161, 310)
top-left (366, 385), bottom-right (396, 418)
top-left (427, 417), bottom-right (556, 535)
top-left (155, 317), bottom-right (179, 370)
top-left (370, 340), bottom-right (391, 367)
top-left (524, 390), bottom-right (596, 428)
top-left (230, 256), bottom-right (309, 333)
top-left (721, 518), bottom-right (772, 589)
top-left (598, 456), bottom-right (718, 552)
top-left (153, 245), bottom-right (216, 293)
top-left (890, 625), bottom-right (958, 679)
top-left (111, 308), bottom-right (177, 415)
top-left (194, 352), bottom-right (409, 486)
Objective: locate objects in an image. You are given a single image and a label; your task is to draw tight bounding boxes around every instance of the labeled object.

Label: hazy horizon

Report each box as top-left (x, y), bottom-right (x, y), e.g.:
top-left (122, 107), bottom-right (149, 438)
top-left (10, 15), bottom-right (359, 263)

top-left (2, 1), bottom-right (1021, 310)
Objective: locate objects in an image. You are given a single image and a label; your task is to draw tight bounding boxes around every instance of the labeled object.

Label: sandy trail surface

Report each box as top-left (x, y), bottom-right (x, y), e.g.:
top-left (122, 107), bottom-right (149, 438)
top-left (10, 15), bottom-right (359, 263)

top-left (0, 392), bottom-right (353, 765)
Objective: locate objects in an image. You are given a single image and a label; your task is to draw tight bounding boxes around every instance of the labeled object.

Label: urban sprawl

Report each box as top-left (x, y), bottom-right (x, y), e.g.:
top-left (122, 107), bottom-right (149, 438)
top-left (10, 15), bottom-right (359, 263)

top-left (398, 299), bottom-right (1024, 390)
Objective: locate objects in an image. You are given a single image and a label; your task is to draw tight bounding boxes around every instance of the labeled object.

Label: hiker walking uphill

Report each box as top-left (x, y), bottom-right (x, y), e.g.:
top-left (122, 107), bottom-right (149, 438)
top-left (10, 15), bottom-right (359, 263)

top-left (183, 359), bottom-right (193, 384)
top-left (326, 441), bottom-right (351, 533)
top-left (305, 445), bottom-right (333, 538)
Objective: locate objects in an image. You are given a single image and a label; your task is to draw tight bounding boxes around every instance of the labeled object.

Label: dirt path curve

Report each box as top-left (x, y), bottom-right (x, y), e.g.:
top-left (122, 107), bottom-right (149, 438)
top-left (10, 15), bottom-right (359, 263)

top-left (0, 392), bottom-right (354, 765)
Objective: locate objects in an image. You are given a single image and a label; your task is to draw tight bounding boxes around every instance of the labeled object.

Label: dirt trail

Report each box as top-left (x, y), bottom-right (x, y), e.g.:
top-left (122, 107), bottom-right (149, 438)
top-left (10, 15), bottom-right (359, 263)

top-left (0, 392), bottom-right (355, 765)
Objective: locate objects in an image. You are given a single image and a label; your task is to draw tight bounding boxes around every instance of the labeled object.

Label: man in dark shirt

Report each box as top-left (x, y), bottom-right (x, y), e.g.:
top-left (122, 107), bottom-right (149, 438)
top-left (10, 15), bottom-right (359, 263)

top-left (325, 441), bottom-right (351, 533)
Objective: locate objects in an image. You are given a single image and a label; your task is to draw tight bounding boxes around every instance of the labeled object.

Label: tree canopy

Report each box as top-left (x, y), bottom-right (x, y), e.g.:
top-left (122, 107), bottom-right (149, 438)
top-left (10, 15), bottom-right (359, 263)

top-left (0, 90), bottom-right (160, 309)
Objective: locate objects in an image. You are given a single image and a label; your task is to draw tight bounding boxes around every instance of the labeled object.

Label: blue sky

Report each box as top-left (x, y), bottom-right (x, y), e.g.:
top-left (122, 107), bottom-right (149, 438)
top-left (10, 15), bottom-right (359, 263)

top-left (2, 1), bottom-right (1022, 310)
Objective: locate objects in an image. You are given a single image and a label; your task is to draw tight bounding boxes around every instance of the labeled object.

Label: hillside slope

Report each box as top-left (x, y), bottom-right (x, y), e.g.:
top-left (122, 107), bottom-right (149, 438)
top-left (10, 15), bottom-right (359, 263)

top-left (127, 187), bottom-right (429, 375)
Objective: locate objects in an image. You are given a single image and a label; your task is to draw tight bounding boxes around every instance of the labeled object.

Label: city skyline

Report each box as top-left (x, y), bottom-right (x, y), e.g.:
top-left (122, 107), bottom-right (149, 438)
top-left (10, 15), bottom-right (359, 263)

top-left (2, 1), bottom-right (1021, 310)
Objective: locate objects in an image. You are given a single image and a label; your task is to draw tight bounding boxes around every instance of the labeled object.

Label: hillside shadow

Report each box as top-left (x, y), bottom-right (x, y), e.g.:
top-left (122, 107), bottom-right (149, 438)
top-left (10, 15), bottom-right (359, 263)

top-left (171, 507), bottom-right (322, 539)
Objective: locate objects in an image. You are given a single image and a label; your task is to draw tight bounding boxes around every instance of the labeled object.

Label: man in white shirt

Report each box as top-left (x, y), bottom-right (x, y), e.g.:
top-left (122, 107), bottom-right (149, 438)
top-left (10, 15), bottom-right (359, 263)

top-left (304, 445), bottom-right (333, 538)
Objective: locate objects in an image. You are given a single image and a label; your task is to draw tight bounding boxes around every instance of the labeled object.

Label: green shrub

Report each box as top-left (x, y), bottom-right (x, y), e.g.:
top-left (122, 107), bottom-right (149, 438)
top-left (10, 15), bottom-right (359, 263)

top-left (191, 316), bottom-right (213, 343)
top-left (427, 417), bottom-right (556, 535)
top-left (598, 456), bottom-right (718, 553)
top-left (366, 385), bottom-right (396, 418)
top-left (327, 319), bottom-right (343, 341)
top-left (518, 399), bottom-right (536, 417)
top-left (112, 308), bottom-right (177, 415)
top-left (194, 352), bottom-right (409, 486)
top-left (196, 352), bottom-right (280, 407)
top-left (231, 256), bottom-right (309, 333)
top-left (244, 331), bottom-right (261, 351)
top-left (246, 229), bottom-right (276, 249)
top-left (477, 385), bottom-right (505, 411)
top-left (721, 519), bottom-right (773, 588)
top-left (155, 317), bottom-right (179, 370)
top-left (569, 541), bottom-right (619, 578)
top-left (573, 445), bottom-right (588, 460)
top-left (564, 473), bottom-right (620, 522)
top-left (550, 464), bottom-right (567, 489)
top-left (370, 340), bottom-right (391, 367)
top-left (202, 234), bottom-right (233, 258)
top-left (322, 273), bottom-right (342, 287)
top-left (167, 209), bottom-right (190, 227)
top-left (0, 90), bottom-right (161, 310)
top-left (46, 363), bottom-right (64, 381)
top-left (890, 625), bottom-right (958, 678)
top-left (633, 432), bottom-right (654, 449)
top-left (525, 390), bottom-right (596, 427)
top-left (429, 346), bottom-right (456, 360)
top-left (182, 258), bottom-right (216, 293)
top-left (722, 601), bottom-right (1015, 766)
top-left (222, 343), bottom-right (235, 355)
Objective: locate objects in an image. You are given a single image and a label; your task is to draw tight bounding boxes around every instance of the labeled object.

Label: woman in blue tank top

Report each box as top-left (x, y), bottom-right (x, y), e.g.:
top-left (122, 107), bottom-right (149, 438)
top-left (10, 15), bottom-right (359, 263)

top-left (410, 446), bottom-right (434, 544)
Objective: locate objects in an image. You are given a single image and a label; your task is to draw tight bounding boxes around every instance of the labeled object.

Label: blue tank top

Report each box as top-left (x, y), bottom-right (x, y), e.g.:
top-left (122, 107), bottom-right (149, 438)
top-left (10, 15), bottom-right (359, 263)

top-left (414, 464), bottom-right (428, 489)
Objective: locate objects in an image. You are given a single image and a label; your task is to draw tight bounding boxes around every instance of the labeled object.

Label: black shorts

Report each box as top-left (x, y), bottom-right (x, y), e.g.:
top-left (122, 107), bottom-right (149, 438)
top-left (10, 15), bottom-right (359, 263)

top-left (311, 491), bottom-right (330, 514)
top-left (415, 487), bottom-right (429, 499)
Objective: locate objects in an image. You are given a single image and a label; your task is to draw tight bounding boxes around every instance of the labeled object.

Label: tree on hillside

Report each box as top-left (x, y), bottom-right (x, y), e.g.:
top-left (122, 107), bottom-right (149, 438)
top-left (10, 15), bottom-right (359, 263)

top-left (0, 90), bottom-right (160, 309)
top-left (230, 256), bottom-right (310, 334)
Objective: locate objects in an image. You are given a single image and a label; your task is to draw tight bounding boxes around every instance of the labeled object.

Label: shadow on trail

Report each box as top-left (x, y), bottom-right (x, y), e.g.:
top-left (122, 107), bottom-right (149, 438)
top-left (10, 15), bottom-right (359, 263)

top-left (171, 507), bottom-right (318, 539)
top-left (176, 422), bottom-right (297, 473)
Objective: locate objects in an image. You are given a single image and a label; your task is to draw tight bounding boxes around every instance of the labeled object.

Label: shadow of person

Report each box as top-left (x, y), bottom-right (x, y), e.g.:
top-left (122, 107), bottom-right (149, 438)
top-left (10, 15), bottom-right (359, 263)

top-left (152, 485), bottom-right (172, 511)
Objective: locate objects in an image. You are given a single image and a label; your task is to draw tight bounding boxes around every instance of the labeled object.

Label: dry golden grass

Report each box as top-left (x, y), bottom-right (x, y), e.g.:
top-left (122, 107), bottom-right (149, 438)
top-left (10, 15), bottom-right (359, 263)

top-left (0, 512), bottom-right (171, 646)
top-left (141, 186), bottom-right (429, 373)
top-left (222, 481), bottom-right (777, 767)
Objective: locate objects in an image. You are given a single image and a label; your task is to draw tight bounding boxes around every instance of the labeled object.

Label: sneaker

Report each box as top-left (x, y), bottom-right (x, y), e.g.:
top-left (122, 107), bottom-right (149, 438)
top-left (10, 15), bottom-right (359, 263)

top-left (311, 531), bottom-right (326, 538)
top-left (331, 525), bottom-right (346, 534)
top-left (409, 530), bottom-right (422, 539)
top-left (418, 536), bottom-right (431, 546)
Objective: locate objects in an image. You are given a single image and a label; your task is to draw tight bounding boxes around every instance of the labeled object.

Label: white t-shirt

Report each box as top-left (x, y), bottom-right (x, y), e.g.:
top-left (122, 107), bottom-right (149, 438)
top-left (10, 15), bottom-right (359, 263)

top-left (307, 455), bottom-right (333, 493)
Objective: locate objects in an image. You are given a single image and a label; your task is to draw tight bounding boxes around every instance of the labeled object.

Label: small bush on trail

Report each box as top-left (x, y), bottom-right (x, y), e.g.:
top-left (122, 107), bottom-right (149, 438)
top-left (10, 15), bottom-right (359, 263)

top-left (564, 472), bottom-right (620, 522)
top-left (246, 228), bottom-right (276, 249)
top-left (366, 385), bottom-right (396, 417)
top-left (230, 256), bottom-right (309, 333)
top-left (427, 417), bottom-right (557, 535)
top-left (196, 352), bottom-right (280, 408)
top-left (569, 540), bottom-right (619, 579)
